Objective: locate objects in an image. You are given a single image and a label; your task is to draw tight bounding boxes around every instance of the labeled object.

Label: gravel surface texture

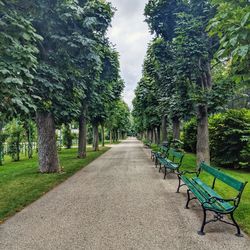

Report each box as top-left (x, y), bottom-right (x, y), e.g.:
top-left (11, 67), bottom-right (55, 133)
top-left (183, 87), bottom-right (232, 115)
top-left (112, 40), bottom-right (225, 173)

top-left (0, 138), bottom-right (249, 250)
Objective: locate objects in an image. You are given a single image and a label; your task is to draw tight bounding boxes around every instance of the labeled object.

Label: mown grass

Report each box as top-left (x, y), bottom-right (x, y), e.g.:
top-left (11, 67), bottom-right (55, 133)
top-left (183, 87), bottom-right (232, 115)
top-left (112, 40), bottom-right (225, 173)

top-left (149, 142), bottom-right (250, 234)
top-left (0, 147), bottom-right (110, 223)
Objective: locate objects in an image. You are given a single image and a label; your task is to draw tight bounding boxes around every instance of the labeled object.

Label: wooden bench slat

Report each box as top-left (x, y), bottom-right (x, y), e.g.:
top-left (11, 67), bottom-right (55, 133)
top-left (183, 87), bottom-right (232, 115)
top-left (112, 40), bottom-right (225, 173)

top-left (200, 162), bottom-right (245, 192)
top-left (193, 177), bottom-right (234, 212)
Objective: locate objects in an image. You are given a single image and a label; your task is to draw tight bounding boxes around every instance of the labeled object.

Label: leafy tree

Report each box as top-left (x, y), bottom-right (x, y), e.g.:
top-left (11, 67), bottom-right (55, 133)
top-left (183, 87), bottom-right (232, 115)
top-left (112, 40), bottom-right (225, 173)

top-left (89, 44), bottom-right (123, 151)
top-left (107, 100), bottom-right (130, 142)
top-left (143, 0), bottom-right (218, 165)
top-left (209, 0), bottom-right (250, 83)
top-left (74, 0), bottom-right (116, 156)
top-left (0, 0), bottom-right (41, 119)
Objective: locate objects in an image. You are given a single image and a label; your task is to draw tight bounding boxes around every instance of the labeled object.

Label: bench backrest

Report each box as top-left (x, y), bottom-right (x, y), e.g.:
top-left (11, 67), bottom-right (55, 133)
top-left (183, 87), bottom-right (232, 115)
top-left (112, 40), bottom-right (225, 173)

top-left (167, 148), bottom-right (184, 166)
top-left (200, 162), bottom-right (246, 192)
top-left (167, 148), bottom-right (175, 157)
top-left (160, 145), bottom-right (169, 157)
top-left (161, 145), bottom-right (169, 152)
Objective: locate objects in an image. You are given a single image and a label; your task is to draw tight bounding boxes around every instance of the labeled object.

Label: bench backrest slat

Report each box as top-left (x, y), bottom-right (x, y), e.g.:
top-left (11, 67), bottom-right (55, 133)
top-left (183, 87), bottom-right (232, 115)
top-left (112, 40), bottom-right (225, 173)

top-left (167, 148), bottom-right (175, 156)
top-left (200, 162), bottom-right (245, 192)
top-left (173, 151), bottom-right (184, 160)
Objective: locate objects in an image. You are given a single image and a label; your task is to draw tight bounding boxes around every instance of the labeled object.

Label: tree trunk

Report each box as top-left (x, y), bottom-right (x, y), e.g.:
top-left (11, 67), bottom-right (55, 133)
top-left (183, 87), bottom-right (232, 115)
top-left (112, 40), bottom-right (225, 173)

top-left (110, 130), bottom-right (112, 144)
top-left (27, 122), bottom-right (33, 159)
top-left (161, 115), bottom-right (167, 142)
top-left (78, 106), bottom-right (87, 158)
top-left (36, 112), bottom-right (60, 173)
top-left (0, 121), bottom-right (4, 166)
top-left (173, 116), bottom-right (180, 140)
top-left (101, 124), bottom-right (105, 147)
top-left (16, 132), bottom-right (20, 161)
top-left (150, 129), bottom-right (153, 142)
top-left (196, 104), bottom-right (210, 166)
top-left (196, 62), bottom-right (212, 166)
top-left (153, 127), bottom-right (157, 144)
top-left (93, 123), bottom-right (99, 151)
top-left (157, 126), bottom-right (161, 145)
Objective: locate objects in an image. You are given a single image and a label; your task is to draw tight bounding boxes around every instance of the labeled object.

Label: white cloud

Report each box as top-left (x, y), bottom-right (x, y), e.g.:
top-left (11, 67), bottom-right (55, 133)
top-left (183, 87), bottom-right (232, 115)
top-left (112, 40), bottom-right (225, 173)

top-left (107, 0), bottom-right (152, 108)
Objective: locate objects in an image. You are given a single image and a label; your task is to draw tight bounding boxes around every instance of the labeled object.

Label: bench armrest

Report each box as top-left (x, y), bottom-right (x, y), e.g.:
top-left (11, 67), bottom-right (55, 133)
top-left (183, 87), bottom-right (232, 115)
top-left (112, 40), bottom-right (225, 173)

top-left (203, 196), bottom-right (238, 207)
top-left (179, 170), bottom-right (198, 176)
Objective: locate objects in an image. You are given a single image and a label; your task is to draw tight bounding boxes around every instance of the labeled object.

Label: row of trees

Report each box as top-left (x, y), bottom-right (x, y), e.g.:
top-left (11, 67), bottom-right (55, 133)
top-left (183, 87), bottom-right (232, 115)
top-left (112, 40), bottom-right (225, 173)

top-left (133, 0), bottom-right (249, 165)
top-left (0, 0), bottom-right (130, 172)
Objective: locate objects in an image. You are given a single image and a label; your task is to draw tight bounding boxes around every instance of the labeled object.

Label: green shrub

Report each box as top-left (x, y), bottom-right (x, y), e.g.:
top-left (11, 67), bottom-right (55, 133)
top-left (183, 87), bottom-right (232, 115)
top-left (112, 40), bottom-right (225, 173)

top-left (209, 109), bottom-right (250, 168)
top-left (5, 120), bottom-right (24, 161)
top-left (183, 118), bottom-right (197, 153)
top-left (62, 125), bottom-right (73, 149)
top-left (0, 131), bottom-right (7, 165)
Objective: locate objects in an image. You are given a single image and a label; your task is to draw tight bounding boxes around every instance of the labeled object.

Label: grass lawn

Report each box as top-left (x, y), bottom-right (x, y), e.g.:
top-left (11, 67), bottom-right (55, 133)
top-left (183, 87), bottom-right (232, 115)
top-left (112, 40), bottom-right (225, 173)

top-left (0, 147), bottom-right (110, 223)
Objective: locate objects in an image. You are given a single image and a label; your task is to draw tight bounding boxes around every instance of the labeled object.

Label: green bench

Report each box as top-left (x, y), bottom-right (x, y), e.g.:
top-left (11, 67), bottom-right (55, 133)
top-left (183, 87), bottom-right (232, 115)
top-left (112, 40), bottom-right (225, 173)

top-left (158, 148), bottom-right (184, 179)
top-left (177, 162), bottom-right (248, 236)
top-left (151, 145), bottom-right (169, 163)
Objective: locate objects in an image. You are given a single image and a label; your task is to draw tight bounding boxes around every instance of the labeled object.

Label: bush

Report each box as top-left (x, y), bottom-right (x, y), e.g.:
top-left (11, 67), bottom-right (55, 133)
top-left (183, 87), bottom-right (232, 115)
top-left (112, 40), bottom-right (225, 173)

top-left (62, 125), bottom-right (73, 149)
top-left (183, 118), bottom-right (197, 153)
top-left (209, 109), bottom-right (250, 168)
top-left (5, 120), bottom-right (24, 161)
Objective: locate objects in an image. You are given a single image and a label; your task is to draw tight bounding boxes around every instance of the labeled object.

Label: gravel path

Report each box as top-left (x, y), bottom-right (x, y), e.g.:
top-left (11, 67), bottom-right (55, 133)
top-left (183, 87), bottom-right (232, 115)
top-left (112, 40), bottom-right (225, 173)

top-left (0, 138), bottom-right (249, 250)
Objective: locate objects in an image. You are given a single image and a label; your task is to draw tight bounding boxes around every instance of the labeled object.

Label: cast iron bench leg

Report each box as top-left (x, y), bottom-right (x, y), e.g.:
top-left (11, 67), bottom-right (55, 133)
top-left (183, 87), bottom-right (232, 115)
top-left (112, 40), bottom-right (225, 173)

top-left (176, 175), bottom-right (181, 193)
top-left (231, 213), bottom-right (243, 237)
top-left (185, 189), bottom-right (191, 209)
top-left (198, 207), bottom-right (207, 236)
top-left (159, 163), bottom-right (161, 172)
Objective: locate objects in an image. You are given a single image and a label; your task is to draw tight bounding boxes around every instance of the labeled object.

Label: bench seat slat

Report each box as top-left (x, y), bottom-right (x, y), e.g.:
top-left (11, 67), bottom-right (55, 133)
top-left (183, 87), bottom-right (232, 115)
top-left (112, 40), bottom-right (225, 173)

top-left (181, 175), bottom-right (234, 212)
top-left (159, 158), bottom-right (178, 170)
top-left (193, 177), bottom-right (234, 212)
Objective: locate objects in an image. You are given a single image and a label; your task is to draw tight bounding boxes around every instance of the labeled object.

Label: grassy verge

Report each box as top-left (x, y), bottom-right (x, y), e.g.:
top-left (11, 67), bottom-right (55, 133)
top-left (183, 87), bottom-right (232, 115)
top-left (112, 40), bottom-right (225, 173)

top-left (0, 147), bottom-right (110, 223)
top-left (150, 144), bottom-right (250, 234)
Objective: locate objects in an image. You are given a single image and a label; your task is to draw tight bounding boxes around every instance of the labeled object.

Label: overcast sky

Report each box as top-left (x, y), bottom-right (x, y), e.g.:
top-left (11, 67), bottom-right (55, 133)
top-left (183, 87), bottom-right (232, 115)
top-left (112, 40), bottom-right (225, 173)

top-left (107, 0), bottom-right (152, 108)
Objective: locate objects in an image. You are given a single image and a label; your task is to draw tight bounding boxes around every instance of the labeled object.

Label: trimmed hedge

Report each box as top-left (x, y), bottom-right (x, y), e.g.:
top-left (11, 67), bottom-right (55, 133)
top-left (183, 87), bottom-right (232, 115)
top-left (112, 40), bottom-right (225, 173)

top-left (209, 109), bottom-right (250, 168)
top-left (182, 109), bottom-right (250, 168)
top-left (183, 118), bottom-right (197, 153)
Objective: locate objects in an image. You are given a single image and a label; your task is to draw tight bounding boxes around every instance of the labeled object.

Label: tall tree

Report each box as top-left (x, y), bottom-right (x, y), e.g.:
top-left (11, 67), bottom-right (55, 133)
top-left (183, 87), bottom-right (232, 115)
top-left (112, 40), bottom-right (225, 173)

top-left (144, 0), bottom-right (217, 164)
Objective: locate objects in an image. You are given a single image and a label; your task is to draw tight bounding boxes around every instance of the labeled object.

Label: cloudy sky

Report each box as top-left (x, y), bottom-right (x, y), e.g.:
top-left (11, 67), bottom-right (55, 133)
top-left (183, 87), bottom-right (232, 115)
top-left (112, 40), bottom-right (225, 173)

top-left (107, 0), bottom-right (152, 108)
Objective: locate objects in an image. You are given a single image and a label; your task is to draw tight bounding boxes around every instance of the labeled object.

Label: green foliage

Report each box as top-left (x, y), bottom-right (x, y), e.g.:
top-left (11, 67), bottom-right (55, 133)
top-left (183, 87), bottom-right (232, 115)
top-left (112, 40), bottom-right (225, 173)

top-left (62, 125), bottom-right (73, 149)
top-left (183, 118), bottom-right (197, 153)
top-left (209, 0), bottom-right (250, 83)
top-left (0, 1), bottom-right (41, 117)
top-left (5, 120), bottom-right (24, 161)
top-left (209, 109), bottom-right (250, 168)
top-left (106, 100), bottom-right (131, 134)
top-left (0, 129), bottom-right (7, 166)
top-left (145, 0), bottom-right (187, 41)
